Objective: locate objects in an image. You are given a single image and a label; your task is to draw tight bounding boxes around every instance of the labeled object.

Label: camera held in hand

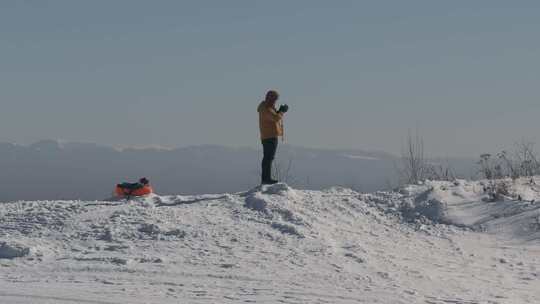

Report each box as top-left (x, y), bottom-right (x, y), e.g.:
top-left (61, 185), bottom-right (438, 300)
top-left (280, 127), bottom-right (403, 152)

top-left (278, 104), bottom-right (289, 113)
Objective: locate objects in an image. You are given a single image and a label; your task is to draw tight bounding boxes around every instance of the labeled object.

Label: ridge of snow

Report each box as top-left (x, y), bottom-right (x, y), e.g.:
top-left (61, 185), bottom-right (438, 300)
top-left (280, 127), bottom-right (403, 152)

top-left (391, 178), bottom-right (540, 242)
top-left (0, 181), bottom-right (539, 303)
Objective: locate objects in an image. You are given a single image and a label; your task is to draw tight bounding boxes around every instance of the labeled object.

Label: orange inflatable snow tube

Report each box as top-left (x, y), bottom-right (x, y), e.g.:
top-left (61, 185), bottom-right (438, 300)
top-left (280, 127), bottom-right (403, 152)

top-left (115, 185), bottom-right (153, 198)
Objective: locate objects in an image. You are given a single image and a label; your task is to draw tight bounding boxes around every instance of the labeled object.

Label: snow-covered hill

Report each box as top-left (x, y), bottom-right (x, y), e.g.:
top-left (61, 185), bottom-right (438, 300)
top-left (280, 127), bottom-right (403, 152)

top-left (1, 180), bottom-right (539, 303)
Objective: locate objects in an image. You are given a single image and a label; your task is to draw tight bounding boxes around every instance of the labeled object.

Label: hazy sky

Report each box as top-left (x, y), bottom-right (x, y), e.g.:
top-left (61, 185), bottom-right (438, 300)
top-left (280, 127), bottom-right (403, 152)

top-left (1, 1), bottom-right (539, 157)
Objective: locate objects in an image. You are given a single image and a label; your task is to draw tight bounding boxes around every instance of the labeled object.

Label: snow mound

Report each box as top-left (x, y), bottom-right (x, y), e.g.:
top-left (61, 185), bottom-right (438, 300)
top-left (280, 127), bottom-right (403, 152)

top-left (242, 183), bottom-right (305, 237)
top-left (0, 181), bottom-right (539, 303)
top-left (382, 178), bottom-right (540, 242)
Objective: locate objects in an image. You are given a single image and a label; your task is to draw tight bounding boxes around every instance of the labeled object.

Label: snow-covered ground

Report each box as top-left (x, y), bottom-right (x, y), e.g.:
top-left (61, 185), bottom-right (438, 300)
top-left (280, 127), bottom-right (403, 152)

top-left (1, 179), bottom-right (539, 303)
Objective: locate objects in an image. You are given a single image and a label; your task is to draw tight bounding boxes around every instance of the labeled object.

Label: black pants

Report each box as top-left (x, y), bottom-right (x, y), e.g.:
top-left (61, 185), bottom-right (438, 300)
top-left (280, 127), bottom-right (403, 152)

top-left (261, 138), bottom-right (278, 182)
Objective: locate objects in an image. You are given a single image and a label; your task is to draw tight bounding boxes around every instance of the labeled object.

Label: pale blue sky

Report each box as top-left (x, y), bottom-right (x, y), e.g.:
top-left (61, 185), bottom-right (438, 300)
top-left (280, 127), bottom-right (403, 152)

top-left (1, 1), bottom-right (539, 157)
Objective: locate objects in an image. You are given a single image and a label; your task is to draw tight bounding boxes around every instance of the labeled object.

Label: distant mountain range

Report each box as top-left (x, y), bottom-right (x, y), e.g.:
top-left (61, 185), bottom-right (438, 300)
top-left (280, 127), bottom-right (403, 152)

top-left (0, 140), bottom-right (477, 202)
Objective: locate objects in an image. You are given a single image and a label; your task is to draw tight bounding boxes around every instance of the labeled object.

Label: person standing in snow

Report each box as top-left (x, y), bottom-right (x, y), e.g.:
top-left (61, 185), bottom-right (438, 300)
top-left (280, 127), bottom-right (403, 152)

top-left (257, 90), bottom-right (289, 185)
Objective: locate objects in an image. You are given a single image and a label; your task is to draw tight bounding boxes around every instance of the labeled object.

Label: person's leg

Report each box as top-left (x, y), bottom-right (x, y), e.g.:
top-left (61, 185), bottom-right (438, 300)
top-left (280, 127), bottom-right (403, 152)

top-left (261, 138), bottom-right (278, 183)
top-left (268, 138), bottom-right (278, 182)
top-left (261, 139), bottom-right (272, 182)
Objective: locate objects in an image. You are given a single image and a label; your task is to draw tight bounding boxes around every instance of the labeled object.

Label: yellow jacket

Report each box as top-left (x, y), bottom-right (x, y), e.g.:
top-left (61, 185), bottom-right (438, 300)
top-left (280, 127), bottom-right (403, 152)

top-left (258, 101), bottom-right (283, 140)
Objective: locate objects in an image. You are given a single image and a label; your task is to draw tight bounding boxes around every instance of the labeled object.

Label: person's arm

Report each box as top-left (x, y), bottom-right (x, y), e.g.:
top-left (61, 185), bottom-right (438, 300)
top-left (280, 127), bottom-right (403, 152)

top-left (263, 108), bottom-right (283, 123)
